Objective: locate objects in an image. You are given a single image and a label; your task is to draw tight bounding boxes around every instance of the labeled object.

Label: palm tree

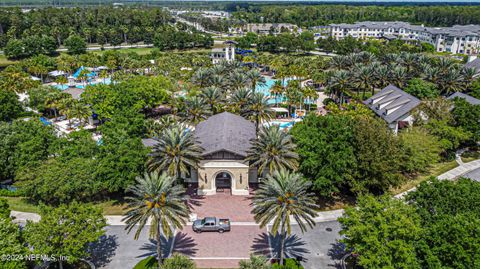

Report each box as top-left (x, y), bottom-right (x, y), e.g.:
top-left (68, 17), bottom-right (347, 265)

top-left (55, 76), bottom-right (68, 89)
top-left (148, 124), bottom-right (203, 180)
top-left (374, 65), bottom-right (391, 89)
top-left (99, 69), bottom-right (109, 84)
top-left (123, 172), bottom-right (190, 268)
top-left (353, 65), bottom-right (375, 98)
top-left (78, 68), bottom-right (90, 87)
top-left (328, 70), bottom-right (351, 104)
top-left (251, 169), bottom-right (318, 265)
top-left (201, 86), bottom-right (224, 114)
top-left (229, 71), bottom-right (249, 91)
top-left (182, 96), bottom-right (212, 124)
top-left (242, 92), bottom-right (274, 133)
top-left (389, 66), bottom-right (408, 88)
top-left (247, 69), bottom-right (266, 92)
top-left (246, 125), bottom-right (299, 176)
top-left (70, 101), bottom-right (91, 125)
top-left (230, 88), bottom-right (252, 114)
top-left (192, 68), bottom-right (211, 88)
top-left (438, 68), bottom-right (464, 95)
top-left (270, 80), bottom-right (284, 107)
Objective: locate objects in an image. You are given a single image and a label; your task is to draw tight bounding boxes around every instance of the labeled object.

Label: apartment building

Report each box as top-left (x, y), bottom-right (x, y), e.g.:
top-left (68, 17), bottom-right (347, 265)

top-left (231, 23), bottom-right (300, 35)
top-left (323, 21), bottom-right (480, 55)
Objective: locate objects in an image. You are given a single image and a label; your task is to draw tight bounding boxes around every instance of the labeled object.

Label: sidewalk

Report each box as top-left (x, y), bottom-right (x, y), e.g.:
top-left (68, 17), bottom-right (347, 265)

top-left (395, 159), bottom-right (480, 198)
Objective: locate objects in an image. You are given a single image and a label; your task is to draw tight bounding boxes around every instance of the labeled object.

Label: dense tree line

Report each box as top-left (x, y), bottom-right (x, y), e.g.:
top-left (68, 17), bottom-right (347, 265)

top-left (233, 5), bottom-right (480, 27)
top-left (0, 7), bottom-right (171, 47)
top-left (340, 178), bottom-right (480, 269)
top-left (153, 27), bottom-right (213, 51)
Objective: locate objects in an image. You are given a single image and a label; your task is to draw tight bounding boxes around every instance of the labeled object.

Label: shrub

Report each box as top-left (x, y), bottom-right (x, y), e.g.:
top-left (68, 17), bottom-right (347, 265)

top-left (272, 258), bottom-right (304, 269)
top-left (0, 198), bottom-right (10, 219)
top-left (133, 256), bottom-right (157, 269)
top-left (162, 254), bottom-right (196, 269)
top-left (240, 255), bottom-right (271, 269)
top-left (133, 254), bottom-right (195, 269)
top-left (0, 189), bottom-right (23, 197)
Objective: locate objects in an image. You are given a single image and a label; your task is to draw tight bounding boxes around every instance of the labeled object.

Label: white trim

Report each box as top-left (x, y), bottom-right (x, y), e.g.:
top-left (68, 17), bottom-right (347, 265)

top-left (232, 189), bottom-right (249, 195)
top-left (197, 188), bottom-right (216, 195)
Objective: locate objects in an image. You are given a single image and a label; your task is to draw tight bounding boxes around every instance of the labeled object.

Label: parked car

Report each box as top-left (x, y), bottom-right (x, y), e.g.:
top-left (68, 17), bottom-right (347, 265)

top-left (192, 217), bottom-right (231, 233)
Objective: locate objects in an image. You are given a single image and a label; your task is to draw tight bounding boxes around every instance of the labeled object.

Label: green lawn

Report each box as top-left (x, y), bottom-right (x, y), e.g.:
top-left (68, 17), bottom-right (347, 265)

top-left (2, 197), bottom-right (129, 215)
top-left (91, 47), bottom-right (155, 56)
top-left (391, 160), bottom-right (459, 195)
top-left (0, 54), bottom-right (18, 68)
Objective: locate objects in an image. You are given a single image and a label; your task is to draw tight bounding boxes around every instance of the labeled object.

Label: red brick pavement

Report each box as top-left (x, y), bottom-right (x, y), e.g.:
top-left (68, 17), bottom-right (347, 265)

top-left (172, 225), bottom-right (271, 268)
top-left (187, 185), bottom-right (256, 222)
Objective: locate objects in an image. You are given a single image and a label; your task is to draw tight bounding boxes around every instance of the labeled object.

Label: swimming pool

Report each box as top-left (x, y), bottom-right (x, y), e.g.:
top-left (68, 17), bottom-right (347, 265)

top-left (52, 78), bottom-right (112, 91)
top-left (256, 78), bottom-right (289, 105)
top-left (256, 77), bottom-right (315, 105)
top-left (264, 120), bottom-right (295, 129)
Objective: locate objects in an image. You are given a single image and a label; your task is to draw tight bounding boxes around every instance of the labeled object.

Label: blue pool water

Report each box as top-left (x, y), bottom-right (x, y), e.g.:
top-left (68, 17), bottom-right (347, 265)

top-left (256, 77), bottom-right (315, 105)
top-left (256, 78), bottom-right (289, 105)
top-left (265, 121), bottom-right (295, 129)
top-left (39, 117), bottom-right (52, 126)
top-left (52, 78), bottom-right (112, 91)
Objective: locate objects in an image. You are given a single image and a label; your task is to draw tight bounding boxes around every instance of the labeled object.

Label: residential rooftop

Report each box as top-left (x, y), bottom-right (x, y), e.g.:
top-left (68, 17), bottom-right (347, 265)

top-left (447, 92), bottom-right (480, 106)
top-left (363, 85), bottom-right (421, 124)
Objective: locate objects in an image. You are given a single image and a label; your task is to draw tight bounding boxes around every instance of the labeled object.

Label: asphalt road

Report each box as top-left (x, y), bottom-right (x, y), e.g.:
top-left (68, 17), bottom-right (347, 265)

top-left (269, 221), bottom-right (344, 269)
top-left (90, 225), bottom-right (174, 269)
top-left (90, 221), bottom-right (343, 269)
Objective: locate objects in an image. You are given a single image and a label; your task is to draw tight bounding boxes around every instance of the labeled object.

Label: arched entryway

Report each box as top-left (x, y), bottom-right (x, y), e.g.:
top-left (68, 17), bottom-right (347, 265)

top-left (215, 171), bottom-right (232, 194)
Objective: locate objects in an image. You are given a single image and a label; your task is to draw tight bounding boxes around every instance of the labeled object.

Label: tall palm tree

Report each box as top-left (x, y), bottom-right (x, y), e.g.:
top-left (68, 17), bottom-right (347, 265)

top-left (354, 65), bottom-right (375, 98)
top-left (192, 68), bottom-right (211, 88)
top-left (247, 125), bottom-right (299, 176)
top-left (389, 66), bottom-right (408, 88)
top-left (252, 169), bottom-right (318, 265)
top-left (182, 96), bottom-right (212, 125)
top-left (242, 92), bottom-right (274, 133)
top-left (229, 72), bottom-right (249, 91)
top-left (201, 86), bottom-right (224, 114)
top-left (374, 65), bottom-right (391, 89)
top-left (123, 172), bottom-right (190, 268)
top-left (438, 68), bottom-right (464, 95)
top-left (328, 70), bottom-right (351, 104)
top-left (270, 80), bottom-right (284, 107)
top-left (230, 88), bottom-right (252, 114)
top-left (70, 100), bottom-right (91, 125)
top-left (148, 125), bottom-right (203, 180)
top-left (247, 69), bottom-right (266, 92)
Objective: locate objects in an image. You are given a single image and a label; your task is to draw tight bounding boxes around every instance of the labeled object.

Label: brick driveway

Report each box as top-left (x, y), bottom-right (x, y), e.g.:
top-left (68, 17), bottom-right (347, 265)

top-left (187, 185), bottom-right (256, 222)
top-left (172, 225), bottom-right (269, 268)
top-left (178, 186), bottom-right (268, 268)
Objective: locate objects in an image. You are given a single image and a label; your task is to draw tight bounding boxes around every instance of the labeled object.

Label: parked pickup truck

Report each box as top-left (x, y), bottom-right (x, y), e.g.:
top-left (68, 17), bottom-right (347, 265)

top-left (192, 217), bottom-right (231, 233)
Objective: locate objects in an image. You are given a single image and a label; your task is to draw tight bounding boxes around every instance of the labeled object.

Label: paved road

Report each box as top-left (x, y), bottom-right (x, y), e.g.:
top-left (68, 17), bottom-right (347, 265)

top-left (269, 221), bottom-right (343, 269)
top-left (89, 221), bottom-right (342, 269)
top-left (90, 225), bottom-right (174, 269)
top-left (464, 167), bottom-right (480, 181)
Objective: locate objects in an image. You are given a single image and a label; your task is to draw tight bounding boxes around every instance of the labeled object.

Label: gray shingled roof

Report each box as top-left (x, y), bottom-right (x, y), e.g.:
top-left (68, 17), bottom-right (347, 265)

top-left (327, 21), bottom-right (480, 37)
top-left (363, 85), bottom-right (421, 124)
top-left (447, 92), bottom-right (480, 105)
top-left (195, 112), bottom-right (256, 157)
top-left (466, 58), bottom-right (480, 74)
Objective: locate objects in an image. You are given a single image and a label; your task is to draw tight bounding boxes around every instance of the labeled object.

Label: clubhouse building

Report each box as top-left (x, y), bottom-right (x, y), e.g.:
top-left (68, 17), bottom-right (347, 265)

top-left (143, 112), bottom-right (258, 196)
top-left (190, 112), bottom-right (258, 195)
